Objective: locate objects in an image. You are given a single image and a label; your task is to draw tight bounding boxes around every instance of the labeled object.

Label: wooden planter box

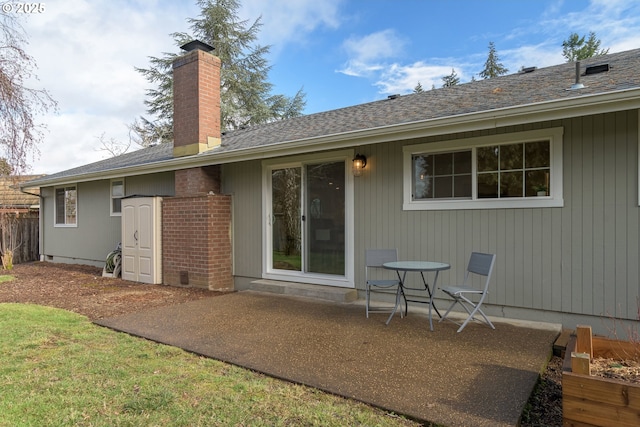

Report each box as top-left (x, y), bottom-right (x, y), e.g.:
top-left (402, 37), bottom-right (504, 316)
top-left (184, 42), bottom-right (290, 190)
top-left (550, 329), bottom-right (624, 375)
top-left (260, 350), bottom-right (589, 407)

top-left (562, 325), bottom-right (640, 427)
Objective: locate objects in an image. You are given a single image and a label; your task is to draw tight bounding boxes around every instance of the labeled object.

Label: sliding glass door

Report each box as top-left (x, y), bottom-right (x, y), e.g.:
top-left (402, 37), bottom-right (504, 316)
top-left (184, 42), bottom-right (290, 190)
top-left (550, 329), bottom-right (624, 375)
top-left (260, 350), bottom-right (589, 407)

top-left (265, 154), bottom-right (352, 286)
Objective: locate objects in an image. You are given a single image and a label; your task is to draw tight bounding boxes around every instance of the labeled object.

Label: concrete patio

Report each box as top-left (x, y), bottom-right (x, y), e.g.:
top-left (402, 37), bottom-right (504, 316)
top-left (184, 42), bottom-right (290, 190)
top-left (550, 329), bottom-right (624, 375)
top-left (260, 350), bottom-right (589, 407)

top-left (96, 291), bottom-right (560, 427)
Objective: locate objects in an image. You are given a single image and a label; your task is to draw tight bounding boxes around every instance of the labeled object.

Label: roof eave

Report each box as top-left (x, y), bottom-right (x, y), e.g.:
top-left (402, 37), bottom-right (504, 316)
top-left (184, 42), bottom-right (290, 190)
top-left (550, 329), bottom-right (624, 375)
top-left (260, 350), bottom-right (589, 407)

top-left (22, 87), bottom-right (640, 189)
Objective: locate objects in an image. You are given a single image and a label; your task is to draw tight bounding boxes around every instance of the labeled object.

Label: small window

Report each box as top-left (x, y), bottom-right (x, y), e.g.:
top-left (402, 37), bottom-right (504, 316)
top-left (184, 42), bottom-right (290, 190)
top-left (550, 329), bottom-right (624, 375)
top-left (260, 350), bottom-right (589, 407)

top-left (55, 186), bottom-right (77, 226)
top-left (403, 128), bottom-right (564, 210)
top-left (111, 179), bottom-right (124, 216)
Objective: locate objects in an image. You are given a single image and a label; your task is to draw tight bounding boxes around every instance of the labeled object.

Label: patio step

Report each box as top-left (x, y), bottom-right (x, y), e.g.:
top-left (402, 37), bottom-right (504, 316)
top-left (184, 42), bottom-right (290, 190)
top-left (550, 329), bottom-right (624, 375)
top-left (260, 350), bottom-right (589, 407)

top-left (249, 279), bottom-right (358, 303)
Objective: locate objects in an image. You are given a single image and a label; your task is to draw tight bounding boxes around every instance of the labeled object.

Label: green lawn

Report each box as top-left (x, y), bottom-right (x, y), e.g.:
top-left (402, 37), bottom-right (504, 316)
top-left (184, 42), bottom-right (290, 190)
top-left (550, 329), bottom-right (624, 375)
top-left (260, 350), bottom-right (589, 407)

top-left (0, 304), bottom-right (420, 427)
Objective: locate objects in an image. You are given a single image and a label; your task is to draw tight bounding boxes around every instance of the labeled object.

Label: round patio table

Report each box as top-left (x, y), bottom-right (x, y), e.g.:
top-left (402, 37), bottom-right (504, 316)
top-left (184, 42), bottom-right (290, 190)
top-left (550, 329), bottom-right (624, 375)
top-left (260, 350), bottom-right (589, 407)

top-left (383, 261), bottom-right (451, 331)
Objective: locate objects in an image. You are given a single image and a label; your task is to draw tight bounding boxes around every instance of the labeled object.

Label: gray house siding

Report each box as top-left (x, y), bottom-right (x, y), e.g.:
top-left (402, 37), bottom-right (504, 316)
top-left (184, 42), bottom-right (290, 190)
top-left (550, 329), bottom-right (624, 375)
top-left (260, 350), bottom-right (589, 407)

top-left (225, 110), bottom-right (640, 326)
top-left (40, 172), bottom-right (175, 267)
top-left (41, 180), bottom-right (121, 266)
top-left (222, 161), bottom-right (263, 281)
top-left (125, 171), bottom-right (175, 197)
top-left (352, 111), bottom-right (639, 323)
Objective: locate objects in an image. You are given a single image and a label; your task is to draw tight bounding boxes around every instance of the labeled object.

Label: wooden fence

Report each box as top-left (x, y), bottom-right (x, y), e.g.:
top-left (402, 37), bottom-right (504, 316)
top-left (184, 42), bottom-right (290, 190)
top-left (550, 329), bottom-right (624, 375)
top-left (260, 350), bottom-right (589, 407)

top-left (0, 212), bottom-right (39, 264)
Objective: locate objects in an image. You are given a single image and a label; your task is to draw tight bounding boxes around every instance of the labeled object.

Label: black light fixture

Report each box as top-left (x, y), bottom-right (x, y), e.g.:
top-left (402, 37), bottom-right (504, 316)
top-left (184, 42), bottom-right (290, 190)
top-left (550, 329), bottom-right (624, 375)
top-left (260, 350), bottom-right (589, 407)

top-left (352, 153), bottom-right (367, 177)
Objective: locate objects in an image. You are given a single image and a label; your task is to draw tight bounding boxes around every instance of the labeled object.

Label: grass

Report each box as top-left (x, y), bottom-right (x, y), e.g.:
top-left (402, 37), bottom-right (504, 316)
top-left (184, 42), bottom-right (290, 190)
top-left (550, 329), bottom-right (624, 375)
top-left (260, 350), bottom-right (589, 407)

top-left (0, 275), bottom-right (14, 283)
top-left (0, 303), bottom-right (420, 427)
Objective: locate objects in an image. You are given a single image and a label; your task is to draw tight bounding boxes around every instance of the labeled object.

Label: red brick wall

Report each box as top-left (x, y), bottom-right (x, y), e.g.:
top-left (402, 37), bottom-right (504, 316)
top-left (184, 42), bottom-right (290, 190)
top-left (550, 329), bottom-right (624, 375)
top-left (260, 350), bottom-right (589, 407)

top-left (162, 193), bottom-right (232, 290)
top-left (172, 49), bottom-right (221, 150)
top-left (175, 165), bottom-right (221, 196)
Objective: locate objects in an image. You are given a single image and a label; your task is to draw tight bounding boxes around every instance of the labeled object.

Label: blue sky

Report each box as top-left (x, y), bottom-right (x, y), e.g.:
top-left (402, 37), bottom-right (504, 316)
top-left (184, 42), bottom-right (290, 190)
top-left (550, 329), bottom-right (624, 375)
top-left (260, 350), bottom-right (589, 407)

top-left (17, 0), bottom-right (640, 173)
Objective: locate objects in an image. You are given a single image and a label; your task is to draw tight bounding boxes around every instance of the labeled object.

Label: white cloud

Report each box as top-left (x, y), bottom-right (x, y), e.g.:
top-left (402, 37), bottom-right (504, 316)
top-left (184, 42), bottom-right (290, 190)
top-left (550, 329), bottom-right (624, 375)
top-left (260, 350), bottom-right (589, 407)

top-left (239, 0), bottom-right (343, 54)
top-left (337, 29), bottom-right (407, 77)
top-left (374, 62), bottom-right (456, 94)
top-left (19, 0), bottom-right (199, 174)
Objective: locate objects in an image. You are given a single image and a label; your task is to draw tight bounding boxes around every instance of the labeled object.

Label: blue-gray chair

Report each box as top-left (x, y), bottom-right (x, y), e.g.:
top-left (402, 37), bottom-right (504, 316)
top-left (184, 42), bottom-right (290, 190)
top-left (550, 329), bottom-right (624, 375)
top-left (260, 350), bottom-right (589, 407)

top-left (439, 252), bottom-right (496, 332)
top-left (365, 249), bottom-right (404, 324)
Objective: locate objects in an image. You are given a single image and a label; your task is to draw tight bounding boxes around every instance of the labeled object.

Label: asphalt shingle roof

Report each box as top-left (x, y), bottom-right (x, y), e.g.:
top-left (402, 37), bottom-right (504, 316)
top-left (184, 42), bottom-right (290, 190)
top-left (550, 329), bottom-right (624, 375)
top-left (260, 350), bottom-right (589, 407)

top-left (25, 48), bottom-right (640, 186)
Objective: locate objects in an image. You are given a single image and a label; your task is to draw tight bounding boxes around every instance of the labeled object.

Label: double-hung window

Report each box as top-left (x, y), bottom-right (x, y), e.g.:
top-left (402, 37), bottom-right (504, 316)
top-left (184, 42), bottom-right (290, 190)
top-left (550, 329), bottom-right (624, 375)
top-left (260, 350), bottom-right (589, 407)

top-left (403, 128), bottom-right (563, 210)
top-left (111, 179), bottom-right (124, 216)
top-left (55, 185), bottom-right (77, 226)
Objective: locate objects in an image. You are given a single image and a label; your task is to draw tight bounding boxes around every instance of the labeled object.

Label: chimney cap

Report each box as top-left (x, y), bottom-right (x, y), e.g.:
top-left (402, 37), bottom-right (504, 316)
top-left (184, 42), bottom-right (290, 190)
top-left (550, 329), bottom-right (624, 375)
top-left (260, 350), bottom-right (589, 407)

top-left (180, 40), bottom-right (215, 53)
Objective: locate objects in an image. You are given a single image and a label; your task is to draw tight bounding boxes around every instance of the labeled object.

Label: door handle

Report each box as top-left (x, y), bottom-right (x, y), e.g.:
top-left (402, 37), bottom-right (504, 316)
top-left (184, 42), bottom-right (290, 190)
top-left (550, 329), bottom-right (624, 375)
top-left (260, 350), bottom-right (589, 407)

top-left (134, 230), bottom-right (138, 242)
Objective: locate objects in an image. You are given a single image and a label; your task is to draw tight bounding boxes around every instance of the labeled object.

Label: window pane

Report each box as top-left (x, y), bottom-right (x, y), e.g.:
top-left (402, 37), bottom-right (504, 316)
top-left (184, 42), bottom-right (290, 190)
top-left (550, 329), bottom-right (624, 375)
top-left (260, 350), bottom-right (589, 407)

top-left (525, 141), bottom-right (550, 168)
top-left (454, 174), bottom-right (472, 198)
top-left (55, 188), bottom-right (65, 224)
top-left (272, 168), bottom-right (301, 271)
top-left (500, 143), bottom-right (523, 171)
top-left (454, 151), bottom-right (472, 174)
top-left (307, 161), bottom-right (345, 275)
top-left (434, 153), bottom-right (453, 175)
top-left (477, 173), bottom-right (498, 198)
top-left (477, 146), bottom-right (499, 172)
top-left (412, 155), bottom-right (432, 199)
top-left (113, 197), bottom-right (122, 213)
top-left (112, 181), bottom-right (124, 197)
top-left (65, 188), bottom-right (77, 224)
top-left (500, 171), bottom-right (523, 197)
top-left (433, 176), bottom-right (453, 198)
top-left (526, 170), bottom-right (550, 196)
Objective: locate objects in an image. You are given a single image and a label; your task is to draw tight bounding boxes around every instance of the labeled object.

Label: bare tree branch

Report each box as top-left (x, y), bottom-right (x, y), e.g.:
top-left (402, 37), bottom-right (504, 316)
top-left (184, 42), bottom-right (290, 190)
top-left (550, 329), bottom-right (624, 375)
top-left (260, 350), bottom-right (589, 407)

top-left (0, 11), bottom-right (57, 176)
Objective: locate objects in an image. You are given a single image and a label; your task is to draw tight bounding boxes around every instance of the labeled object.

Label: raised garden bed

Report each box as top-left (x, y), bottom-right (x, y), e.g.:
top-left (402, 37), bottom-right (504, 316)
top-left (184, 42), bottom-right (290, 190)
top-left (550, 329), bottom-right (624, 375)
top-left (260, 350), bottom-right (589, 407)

top-left (562, 325), bottom-right (640, 427)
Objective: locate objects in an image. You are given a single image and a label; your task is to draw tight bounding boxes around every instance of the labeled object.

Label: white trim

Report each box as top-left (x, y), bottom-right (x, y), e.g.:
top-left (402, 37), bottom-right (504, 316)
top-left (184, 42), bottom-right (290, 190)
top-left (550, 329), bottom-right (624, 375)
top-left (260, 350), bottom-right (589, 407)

top-left (53, 185), bottom-right (78, 227)
top-left (261, 150), bottom-right (355, 288)
top-left (638, 109), bottom-right (640, 207)
top-left (402, 127), bottom-right (564, 210)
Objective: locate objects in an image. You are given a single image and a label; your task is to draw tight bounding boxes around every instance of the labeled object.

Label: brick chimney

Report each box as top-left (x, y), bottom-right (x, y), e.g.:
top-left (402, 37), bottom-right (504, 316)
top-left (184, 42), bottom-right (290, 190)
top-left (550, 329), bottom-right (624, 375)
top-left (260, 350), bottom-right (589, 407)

top-left (162, 40), bottom-right (233, 291)
top-left (172, 40), bottom-right (221, 157)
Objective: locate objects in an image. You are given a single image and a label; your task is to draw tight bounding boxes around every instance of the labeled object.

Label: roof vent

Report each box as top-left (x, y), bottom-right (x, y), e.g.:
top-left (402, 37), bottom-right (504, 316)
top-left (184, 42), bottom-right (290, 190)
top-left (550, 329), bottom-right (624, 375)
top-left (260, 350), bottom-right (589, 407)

top-left (387, 94), bottom-right (400, 100)
top-left (520, 66), bottom-right (537, 74)
top-left (585, 63), bottom-right (610, 75)
top-left (180, 40), bottom-right (215, 53)
top-left (569, 61), bottom-right (585, 90)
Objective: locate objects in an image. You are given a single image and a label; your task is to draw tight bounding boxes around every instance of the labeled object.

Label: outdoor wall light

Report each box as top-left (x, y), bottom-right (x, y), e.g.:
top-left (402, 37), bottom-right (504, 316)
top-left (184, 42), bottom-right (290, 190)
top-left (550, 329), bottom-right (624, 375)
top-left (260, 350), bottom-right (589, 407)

top-left (352, 154), bottom-right (367, 177)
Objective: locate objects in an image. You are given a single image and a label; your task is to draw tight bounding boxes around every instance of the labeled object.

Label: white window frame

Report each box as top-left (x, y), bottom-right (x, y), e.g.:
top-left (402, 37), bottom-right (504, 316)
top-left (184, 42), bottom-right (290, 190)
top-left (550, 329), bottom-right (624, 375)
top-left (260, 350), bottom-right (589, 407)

top-left (54, 185), bottom-right (78, 227)
top-left (110, 178), bottom-right (125, 216)
top-left (403, 127), bottom-right (564, 210)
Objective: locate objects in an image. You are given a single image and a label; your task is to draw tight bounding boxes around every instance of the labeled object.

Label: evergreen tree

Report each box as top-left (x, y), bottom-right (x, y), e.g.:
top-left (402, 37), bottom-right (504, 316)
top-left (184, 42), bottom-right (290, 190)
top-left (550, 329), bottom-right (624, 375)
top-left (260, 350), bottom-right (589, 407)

top-left (441, 69), bottom-right (460, 88)
top-left (134, 0), bottom-right (306, 145)
top-left (561, 32), bottom-right (609, 62)
top-left (478, 42), bottom-right (508, 79)
top-left (413, 82), bottom-right (424, 93)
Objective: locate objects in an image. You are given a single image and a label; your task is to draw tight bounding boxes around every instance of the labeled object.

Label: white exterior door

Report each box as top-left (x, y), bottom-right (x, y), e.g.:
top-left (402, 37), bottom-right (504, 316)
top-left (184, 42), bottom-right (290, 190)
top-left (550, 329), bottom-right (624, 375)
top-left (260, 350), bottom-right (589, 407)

top-left (122, 197), bottom-right (162, 284)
